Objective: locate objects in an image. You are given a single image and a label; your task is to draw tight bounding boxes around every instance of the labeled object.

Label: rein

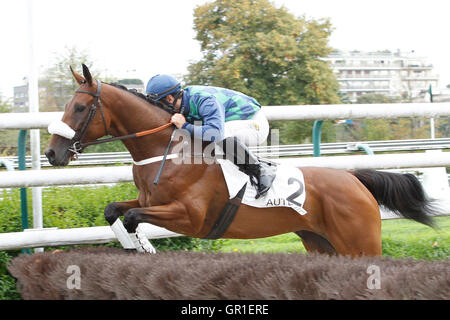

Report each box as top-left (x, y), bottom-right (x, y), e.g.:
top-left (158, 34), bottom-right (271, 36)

top-left (79, 122), bottom-right (173, 149)
top-left (66, 80), bottom-right (173, 158)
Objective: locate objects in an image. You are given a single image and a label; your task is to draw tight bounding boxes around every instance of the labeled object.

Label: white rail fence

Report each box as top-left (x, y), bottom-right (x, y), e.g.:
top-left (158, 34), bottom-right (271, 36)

top-left (1, 103), bottom-right (450, 130)
top-left (0, 152), bottom-right (450, 189)
top-left (2, 138), bottom-right (450, 168)
top-left (1, 103), bottom-right (450, 251)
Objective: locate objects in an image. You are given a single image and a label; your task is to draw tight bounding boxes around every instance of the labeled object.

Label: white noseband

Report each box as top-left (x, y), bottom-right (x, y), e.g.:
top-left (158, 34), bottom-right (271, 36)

top-left (48, 120), bottom-right (76, 140)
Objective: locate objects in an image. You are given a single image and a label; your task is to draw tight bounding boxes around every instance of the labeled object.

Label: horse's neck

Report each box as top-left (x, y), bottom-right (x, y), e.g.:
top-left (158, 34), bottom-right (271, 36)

top-left (104, 86), bottom-right (173, 161)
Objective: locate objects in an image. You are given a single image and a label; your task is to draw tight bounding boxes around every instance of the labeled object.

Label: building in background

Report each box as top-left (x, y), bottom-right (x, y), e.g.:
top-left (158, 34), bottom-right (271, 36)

top-left (13, 78), bottom-right (145, 112)
top-left (13, 79), bottom-right (29, 112)
top-left (324, 50), bottom-right (440, 102)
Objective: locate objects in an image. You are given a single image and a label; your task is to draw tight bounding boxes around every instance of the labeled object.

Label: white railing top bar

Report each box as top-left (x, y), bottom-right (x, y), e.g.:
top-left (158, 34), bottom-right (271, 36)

top-left (1, 103), bottom-right (450, 129)
top-left (262, 103), bottom-right (450, 121)
top-left (1, 152), bottom-right (449, 189)
top-left (0, 112), bottom-right (63, 130)
top-left (0, 224), bottom-right (181, 251)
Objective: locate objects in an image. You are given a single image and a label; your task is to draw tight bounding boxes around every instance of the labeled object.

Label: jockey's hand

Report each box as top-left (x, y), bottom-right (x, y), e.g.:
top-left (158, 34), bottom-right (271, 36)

top-left (171, 113), bottom-right (186, 129)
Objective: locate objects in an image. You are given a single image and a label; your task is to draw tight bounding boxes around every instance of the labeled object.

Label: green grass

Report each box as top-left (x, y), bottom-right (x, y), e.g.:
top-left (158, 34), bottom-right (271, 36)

top-left (219, 216), bottom-right (450, 260)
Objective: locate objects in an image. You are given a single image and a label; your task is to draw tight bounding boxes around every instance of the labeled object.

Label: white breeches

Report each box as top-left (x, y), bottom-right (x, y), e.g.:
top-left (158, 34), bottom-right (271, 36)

top-left (223, 110), bottom-right (269, 146)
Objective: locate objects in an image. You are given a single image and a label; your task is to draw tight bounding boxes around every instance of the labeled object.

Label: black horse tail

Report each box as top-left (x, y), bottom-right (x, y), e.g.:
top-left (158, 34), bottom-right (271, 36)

top-left (351, 169), bottom-right (437, 227)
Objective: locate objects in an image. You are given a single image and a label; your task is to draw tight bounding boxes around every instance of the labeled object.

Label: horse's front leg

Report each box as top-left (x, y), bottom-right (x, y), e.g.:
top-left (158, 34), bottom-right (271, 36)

top-left (104, 199), bottom-right (140, 225)
top-left (123, 201), bottom-right (195, 236)
top-left (105, 199), bottom-right (158, 253)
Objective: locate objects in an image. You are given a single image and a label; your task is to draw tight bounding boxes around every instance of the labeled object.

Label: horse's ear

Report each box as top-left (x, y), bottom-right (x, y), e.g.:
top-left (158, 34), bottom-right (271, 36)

top-left (81, 63), bottom-right (93, 86)
top-left (70, 65), bottom-right (86, 85)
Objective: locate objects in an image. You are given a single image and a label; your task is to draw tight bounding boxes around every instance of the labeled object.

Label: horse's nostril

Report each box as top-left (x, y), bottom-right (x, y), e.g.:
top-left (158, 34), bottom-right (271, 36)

top-left (45, 148), bottom-right (55, 162)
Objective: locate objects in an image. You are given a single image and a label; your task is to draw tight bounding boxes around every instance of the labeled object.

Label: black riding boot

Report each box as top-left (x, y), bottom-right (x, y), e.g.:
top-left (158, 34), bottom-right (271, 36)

top-left (220, 137), bottom-right (276, 199)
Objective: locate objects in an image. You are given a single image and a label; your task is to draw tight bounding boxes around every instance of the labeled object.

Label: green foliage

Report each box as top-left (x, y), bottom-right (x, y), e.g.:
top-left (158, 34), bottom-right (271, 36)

top-left (0, 252), bottom-right (21, 300)
top-left (380, 217), bottom-right (450, 260)
top-left (0, 183), bottom-right (222, 250)
top-left (435, 117), bottom-right (450, 138)
top-left (82, 139), bottom-right (128, 153)
top-left (0, 94), bottom-right (12, 113)
top-left (333, 93), bottom-right (436, 142)
top-left (274, 119), bottom-right (336, 144)
top-left (0, 182), bottom-right (223, 238)
top-left (220, 216), bottom-right (450, 260)
top-left (0, 96), bottom-right (19, 156)
top-left (356, 93), bottom-right (400, 104)
top-left (0, 183), bottom-right (222, 299)
top-left (185, 0), bottom-right (341, 144)
top-left (186, 0), bottom-right (340, 105)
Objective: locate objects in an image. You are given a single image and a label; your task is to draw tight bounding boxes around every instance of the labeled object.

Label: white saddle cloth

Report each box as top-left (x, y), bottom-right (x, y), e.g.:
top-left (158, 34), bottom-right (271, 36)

top-left (217, 159), bottom-right (307, 215)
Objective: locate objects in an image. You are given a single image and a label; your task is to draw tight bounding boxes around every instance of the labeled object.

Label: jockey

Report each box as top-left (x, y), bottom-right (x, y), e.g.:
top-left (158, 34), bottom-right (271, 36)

top-left (146, 74), bottom-right (275, 198)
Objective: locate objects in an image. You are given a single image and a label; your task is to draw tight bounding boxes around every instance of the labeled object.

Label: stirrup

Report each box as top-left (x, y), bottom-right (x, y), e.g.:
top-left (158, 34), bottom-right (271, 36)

top-left (255, 187), bottom-right (268, 199)
top-left (254, 163), bottom-right (276, 199)
top-left (255, 179), bottom-right (272, 199)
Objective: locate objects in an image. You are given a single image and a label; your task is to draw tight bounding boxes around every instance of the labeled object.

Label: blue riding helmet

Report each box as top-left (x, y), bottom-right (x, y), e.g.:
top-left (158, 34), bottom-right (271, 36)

top-left (146, 74), bottom-right (181, 101)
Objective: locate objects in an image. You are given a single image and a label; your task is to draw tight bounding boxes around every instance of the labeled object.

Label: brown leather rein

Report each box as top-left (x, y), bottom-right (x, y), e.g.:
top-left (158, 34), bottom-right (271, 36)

top-left (79, 122), bottom-right (173, 148)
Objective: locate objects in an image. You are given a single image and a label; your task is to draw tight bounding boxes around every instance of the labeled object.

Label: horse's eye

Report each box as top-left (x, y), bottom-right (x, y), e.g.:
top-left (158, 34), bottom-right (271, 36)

top-left (75, 104), bottom-right (86, 112)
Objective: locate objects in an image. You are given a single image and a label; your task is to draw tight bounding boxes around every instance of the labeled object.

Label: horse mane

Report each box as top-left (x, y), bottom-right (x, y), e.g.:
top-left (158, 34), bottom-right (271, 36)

top-left (107, 82), bottom-right (176, 115)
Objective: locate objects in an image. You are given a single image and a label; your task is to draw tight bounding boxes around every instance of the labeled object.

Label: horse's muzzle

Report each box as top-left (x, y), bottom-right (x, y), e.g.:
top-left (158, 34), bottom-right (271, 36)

top-left (44, 147), bottom-right (68, 167)
top-left (45, 138), bottom-right (74, 167)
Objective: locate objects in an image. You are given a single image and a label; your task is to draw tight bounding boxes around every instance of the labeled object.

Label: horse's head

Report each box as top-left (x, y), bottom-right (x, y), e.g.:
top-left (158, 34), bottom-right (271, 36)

top-left (45, 64), bottom-right (111, 166)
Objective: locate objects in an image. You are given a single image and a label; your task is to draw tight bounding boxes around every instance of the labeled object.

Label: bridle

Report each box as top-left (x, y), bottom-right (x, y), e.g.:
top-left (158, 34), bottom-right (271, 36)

top-left (67, 79), bottom-right (173, 159)
top-left (68, 79), bottom-right (109, 156)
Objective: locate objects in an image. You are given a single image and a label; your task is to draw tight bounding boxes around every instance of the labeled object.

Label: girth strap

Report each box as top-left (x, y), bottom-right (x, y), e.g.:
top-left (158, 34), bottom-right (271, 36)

top-left (203, 183), bottom-right (247, 240)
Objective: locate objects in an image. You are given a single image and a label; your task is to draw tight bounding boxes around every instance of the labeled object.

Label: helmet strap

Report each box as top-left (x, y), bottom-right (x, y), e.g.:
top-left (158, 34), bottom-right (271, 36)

top-left (163, 89), bottom-right (184, 114)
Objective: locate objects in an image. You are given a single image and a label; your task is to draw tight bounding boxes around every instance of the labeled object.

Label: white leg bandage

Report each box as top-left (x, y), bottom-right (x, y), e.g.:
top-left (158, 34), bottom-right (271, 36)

top-left (110, 219), bottom-right (156, 253)
top-left (130, 225), bottom-right (157, 254)
top-left (110, 219), bottom-right (136, 249)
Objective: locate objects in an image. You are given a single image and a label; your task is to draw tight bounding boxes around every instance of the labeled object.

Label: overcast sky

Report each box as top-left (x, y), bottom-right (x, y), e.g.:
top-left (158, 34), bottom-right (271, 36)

top-left (0, 0), bottom-right (449, 99)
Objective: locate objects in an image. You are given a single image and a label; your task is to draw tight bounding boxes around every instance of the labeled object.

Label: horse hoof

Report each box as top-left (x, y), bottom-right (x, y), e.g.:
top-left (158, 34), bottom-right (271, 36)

top-left (104, 202), bottom-right (121, 225)
top-left (123, 209), bottom-right (139, 233)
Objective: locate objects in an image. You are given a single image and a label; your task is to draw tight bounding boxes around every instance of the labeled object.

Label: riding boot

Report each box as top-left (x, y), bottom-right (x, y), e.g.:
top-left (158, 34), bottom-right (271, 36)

top-left (220, 136), bottom-right (276, 199)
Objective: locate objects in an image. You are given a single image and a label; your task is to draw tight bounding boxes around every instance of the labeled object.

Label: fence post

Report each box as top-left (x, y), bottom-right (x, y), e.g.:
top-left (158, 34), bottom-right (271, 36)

top-left (18, 130), bottom-right (31, 254)
top-left (0, 159), bottom-right (14, 172)
top-left (312, 120), bottom-right (323, 157)
top-left (356, 143), bottom-right (374, 155)
top-left (429, 84), bottom-right (435, 139)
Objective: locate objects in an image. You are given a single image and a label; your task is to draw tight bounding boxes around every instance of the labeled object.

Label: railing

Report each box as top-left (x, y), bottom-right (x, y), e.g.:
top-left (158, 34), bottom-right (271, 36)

top-left (2, 138), bottom-right (450, 168)
top-left (2, 103), bottom-right (450, 128)
top-left (1, 103), bottom-right (450, 251)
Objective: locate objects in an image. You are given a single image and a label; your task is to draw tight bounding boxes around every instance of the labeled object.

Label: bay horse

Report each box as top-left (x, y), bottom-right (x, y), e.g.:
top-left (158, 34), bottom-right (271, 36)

top-left (45, 64), bottom-right (437, 257)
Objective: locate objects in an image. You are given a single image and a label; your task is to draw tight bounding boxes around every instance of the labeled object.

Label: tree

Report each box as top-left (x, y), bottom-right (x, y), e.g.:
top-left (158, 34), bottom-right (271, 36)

top-left (39, 46), bottom-right (103, 112)
top-left (0, 95), bottom-right (19, 156)
top-left (351, 93), bottom-right (429, 141)
top-left (184, 0), bottom-right (340, 144)
top-left (356, 93), bottom-right (400, 104)
top-left (0, 94), bottom-right (11, 113)
top-left (38, 47), bottom-right (124, 153)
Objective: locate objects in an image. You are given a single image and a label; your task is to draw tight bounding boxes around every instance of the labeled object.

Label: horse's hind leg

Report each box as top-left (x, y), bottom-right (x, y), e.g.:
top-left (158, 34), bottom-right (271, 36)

top-left (295, 230), bottom-right (337, 255)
